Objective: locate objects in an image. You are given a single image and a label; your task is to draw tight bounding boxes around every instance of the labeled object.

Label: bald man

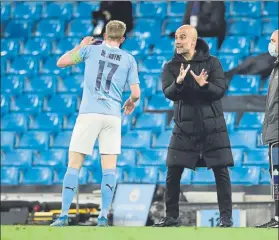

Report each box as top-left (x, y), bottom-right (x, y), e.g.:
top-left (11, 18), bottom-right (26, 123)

top-left (154, 25), bottom-right (234, 227)
top-left (256, 30), bottom-right (279, 228)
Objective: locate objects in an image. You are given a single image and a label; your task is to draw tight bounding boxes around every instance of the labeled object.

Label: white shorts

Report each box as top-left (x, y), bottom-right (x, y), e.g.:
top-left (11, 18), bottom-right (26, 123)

top-left (69, 113), bottom-right (121, 155)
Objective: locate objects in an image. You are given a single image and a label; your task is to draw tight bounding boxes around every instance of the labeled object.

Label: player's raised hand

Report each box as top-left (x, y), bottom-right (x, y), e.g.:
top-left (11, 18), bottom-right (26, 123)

top-left (122, 98), bottom-right (135, 115)
top-left (190, 69), bottom-right (209, 87)
top-left (80, 36), bottom-right (95, 47)
top-left (176, 63), bottom-right (190, 84)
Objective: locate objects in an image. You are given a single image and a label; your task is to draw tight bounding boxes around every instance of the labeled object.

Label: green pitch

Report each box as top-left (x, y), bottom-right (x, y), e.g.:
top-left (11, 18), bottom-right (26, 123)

top-left (1, 226), bottom-right (277, 240)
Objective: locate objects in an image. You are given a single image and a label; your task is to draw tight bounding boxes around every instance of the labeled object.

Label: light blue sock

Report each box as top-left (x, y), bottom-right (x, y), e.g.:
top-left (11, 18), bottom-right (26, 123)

top-left (61, 167), bottom-right (79, 217)
top-left (99, 169), bottom-right (116, 218)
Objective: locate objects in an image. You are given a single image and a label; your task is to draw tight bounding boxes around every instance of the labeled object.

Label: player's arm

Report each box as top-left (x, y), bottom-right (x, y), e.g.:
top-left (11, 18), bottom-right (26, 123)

top-left (56, 37), bottom-right (95, 68)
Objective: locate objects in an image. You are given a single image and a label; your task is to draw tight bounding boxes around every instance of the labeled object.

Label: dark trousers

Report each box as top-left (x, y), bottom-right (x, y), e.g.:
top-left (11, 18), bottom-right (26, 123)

top-left (165, 166), bottom-right (232, 219)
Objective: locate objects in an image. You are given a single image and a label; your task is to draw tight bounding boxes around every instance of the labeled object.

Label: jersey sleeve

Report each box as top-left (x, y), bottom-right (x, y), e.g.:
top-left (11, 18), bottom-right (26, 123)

top-left (127, 55), bottom-right (140, 85)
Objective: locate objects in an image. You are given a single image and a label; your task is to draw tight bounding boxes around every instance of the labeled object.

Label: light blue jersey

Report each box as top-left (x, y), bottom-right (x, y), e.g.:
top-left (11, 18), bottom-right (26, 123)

top-left (78, 42), bottom-right (139, 117)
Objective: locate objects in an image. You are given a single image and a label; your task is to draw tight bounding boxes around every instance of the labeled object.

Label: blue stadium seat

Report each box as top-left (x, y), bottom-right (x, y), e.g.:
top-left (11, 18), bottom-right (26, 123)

top-left (122, 131), bottom-right (152, 149)
top-left (263, 1), bottom-right (278, 16)
top-left (53, 168), bottom-right (66, 184)
top-left (203, 37), bottom-right (218, 55)
top-left (164, 18), bottom-right (182, 36)
top-left (33, 149), bottom-right (67, 168)
top-left (79, 167), bottom-right (89, 185)
top-left (227, 75), bottom-right (260, 95)
top-left (1, 131), bottom-right (15, 151)
top-left (44, 95), bottom-right (77, 113)
top-left (252, 36), bottom-right (269, 54)
top-left (116, 167), bottom-right (124, 183)
top-left (137, 149), bottom-right (167, 166)
top-left (152, 37), bottom-right (174, 55)
top-left (43, 2), bottom-right (74, 20)
top-left (139, 73), bottom-right (158, 98)
top-left (34, 19), bottom-right (65, 39)
top-left (229, 130), bottom-right (258, 149)
top-left (121, 114), bottom-right (131, 134)
top-left (74, 2), bottom-right (100, 18)
top-left (9, 56), bottom-right (39, 76)
top-left (1, 94), bottom-right (9, 114)
top-left (63, 113), bottom-right (78, 130)
top-left (220, 37), bottom-right (250, 56)
top-left (237, 112), bottom-right (264, 130)
top-left (260, 77), bottom-right (269, 95)
top-left (24, 75), bottom-right (56, 95)
top-left (17, 131), bottom-right (49, 150)
top-left (29, 113), bottom-right (62, 132)
top-left (243, 149), bottom-right (269, 167)
top-left (192, 168), bottom-right (215, 185)
top-left (4, 20), bottom-right (32, 38)
top-left (218, 55), bottom-right (240, 72)
top-left (260, 169), bottom-right (271, 185)
top-left (21, 167), bottom-right (53, 185)
top-left (157, 167), bottom-right (167, 184)
top-left (23, 38), bottom-right (52, 57)
top-left (1, 167), bottom-right (19, 185)
top-left (166, 118), bottom-right (175, 130)
top-left (230, 2), bottom-right (261, 17)
top-left (225, 2), bottom-right (231, 17)
top-left (134, 113), bottom-right (167, 133)
top-left (224, 112), bottom-right (236, 132)
top-left (181, 169), bottom-right (192, 184)
top-left (90, 168), bottom-right (102, 184)
top-left (117, 149), bottom-right (137, 167)
top-left (262, 18), bottom-right (278, 36)
top-left (41, 56), bottom-right (71, 76)
top-left (1, 38), bottom-right (20, 57)
top-left (229, 167), bottom-right (260, 185)
top-left (121, 37), bottom-right (147, 56)
top-left (1, 150), bottom-right (32, 167)
top-left (146, 93), bottom-right (174, 111)
top-left (51, 131), bottom-right (72, 149)
top-left (137, 2), bottom-right (167, 19)
top-left (13, 2), bottom-right (42, 20)
top-left (227, 18), bottom-right (261, 37)
top-left (1, 56), bottom-right (7, 75)
top-left (1, 2), bottom-right (11, 21)
top-left (168, 1), bottom-right (187, 17)
top-left (133, 19), bottom-right (161, 41)
top-left (1, 75), bottom-right (24, 95)
top-left (53, 38), bottom-right (81, 55)
top-left (153, 130), bottom-right (172, 148)
top-left (10, 94), bottom-right (42, 113)
top-left (83, 149), bottom-right (100, 168)
top-left (232, 148), bottom-right (244, 166)
top-left (57, 75), bottom-right (83, 94)
top-left (72, 63), bottom-right (85, 74)
top-left (122, 167), bottom-right (158, 183)
top-left (1, 113), bottom-right (28, 132)
top-left (67, 19), bottom-right (94, 37)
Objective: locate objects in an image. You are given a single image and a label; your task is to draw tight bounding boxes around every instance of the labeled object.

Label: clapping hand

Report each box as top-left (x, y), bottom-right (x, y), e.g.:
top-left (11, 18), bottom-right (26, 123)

top-left (190, 69), bottom-right (209, 87)
top-left (176, 63), bottom-right (191, 84)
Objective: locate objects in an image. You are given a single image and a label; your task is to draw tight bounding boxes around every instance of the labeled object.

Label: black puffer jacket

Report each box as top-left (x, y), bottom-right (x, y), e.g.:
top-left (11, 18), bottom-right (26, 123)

top-left (162, 38), bottom-right (234, 170)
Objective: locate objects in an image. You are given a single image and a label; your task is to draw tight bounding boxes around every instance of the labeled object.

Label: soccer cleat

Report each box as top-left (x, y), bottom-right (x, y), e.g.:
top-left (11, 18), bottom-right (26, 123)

top-left (153, 217), bottom-right (180, 227)
top-left (50, 215), bottom-right (68, 227)
top-left (255, 218), bottom-right (279, 228)
top-left (217, 217), bottom-right (233, 227)
top-left (97, 216), bottom-right (109, 227)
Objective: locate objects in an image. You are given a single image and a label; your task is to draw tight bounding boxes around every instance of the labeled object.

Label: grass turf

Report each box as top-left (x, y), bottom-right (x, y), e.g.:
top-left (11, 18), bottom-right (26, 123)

top-left (1, 226), bottom-right (277, 240)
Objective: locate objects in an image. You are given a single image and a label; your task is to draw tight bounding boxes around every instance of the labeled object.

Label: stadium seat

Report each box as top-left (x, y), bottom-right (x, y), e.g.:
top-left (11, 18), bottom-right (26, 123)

top-left (21, 167), bottom-right (53, 185)
top-left (137, 149), bottom-right (167, 166)
top-left (229, 130), bottom-right (258, 149)
top-left (1, 167), bottom-right (19, 185)
top-left (181, 169), bottom-right (193, 184)
top-left (1, 75), bottom-right (24, 95)
top-left (9, 56), bottom-right (39, 76)
top-left (227, 18), bottom-right (261, 37)
top-left (153, 130), bottom-right (172, 148)
top-left (122, 167), bottom-right (158, 183)
top-left (220, 37), bottom-right (250, 56)
top-left (237, 112), bottom-right (264, 130)
top-left (192, 168), bottom-right (215, 185)
top-left (224, 112), bottom-right (236, 132)
top-left (41, 56), bottom-right (71, 76)
top-left (51, 131), bottom-right (72, 149)
top-left (79, 167), bottom-right (89, 185)
top-left (90, 168), bottom-right (102, 184)
top-left (139, 73), bottom-right (159, 97)
top-left (133, 19), bottom-right (161, 41)
top-left (263, 1), bottom-right (278, 16)
top-left (1, 94), bottom-right (9, 114)
top-left (72, 63), bottom-right (85, 74)
top-left (232, 148), bottom-right (244, 166)
top-left (152, 37), bottom-right (174, 55)
top-left (1, 131), bottom-right (15, 151)
top-left (1, 56), bottom-right (7, 75)
top-left (229, 167), bottom-right (260, 185)
top-left (1, 2), bottom-right (11, 21)
top-left (84, 149), bottom-right (100, 169)
top-left (121, 37), bottom-right (147, 56)
top-left (137, 2), bottom-right (167, 19)
top-left (117, 149), bottom-right (137, 167)
top-left (168, 1), bottom-right (187, 17)
top-left (4, 20), bottom-right (32, 38)
top-left (166, 118), bottom-right (175, 130)
top-left (243, 149), bottom-right (269, 167)
top-left (33, 149), bottom-right (67, 168)
top-left (43, 2), bottom-right (74, 20)
top-left (22, 38), bottom-right (52, 57)
top-left (203, 38), bottom-right (218, 55)
top-left (260, 77), bottom-right (269, 95)
top-left (1, 150), bottom-right (32, 167)
top-left (121, 114), bottom-right (131, 134)
top-left (262, 17), bottom-right (278, 36)
top-left (122, 131), bottom-right (152, 149)
top-left (24, 75), bottom-right (56, 95)
top-left (163, 18), bottom-right (182, 36)
top-left (225, 2), bottom-right (231, 17)
top-left (1, 113), bottom-right (28, 132)
top-left (146, 93), bottom-right (174, 111)
top-left (252, 36), bottom-right (269, 54)
top-left (134, 113), bottom-right (167, 133)
top-left (116, 167), bottom-right (124, 183)
top-left (17, 131), bottom-right (49, 150)
top-left (53, 38), bottom-right (81, 55)
top-left (29, 113), bottom-right (62, 132)
top-left (74, 2), bottom-right (100, 18)
top-left (44, 95), bottom-right (77, 113)
top-left (157, 167), bottom-right (167, 184)
top-left (57, 75), bottom-right (83, 94)
top-left (218, 55), bottom-right (240, 72)
top-left (1, 38), bottom-right (20, 57)
top-left (63, 113), bottom-right (77, 130)
top-left (227, 75), bottom-right (260, 95)
top-left (10, 94), bottom-right (42, 113)
top-left (260, 169), bottom-right (271, 185)
top-left (230, 2), bottom-right (261, 17)
top-left (34, 19), bottom-right (65, 39)
top-left (67, 19), bottom-right (94, 37)
top-left (13, 2), bottom-right (42, 20)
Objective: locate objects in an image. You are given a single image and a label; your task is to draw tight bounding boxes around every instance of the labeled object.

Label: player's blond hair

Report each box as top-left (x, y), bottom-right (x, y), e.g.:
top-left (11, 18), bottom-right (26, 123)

top-left (105, 20), bottom-right (126, 41)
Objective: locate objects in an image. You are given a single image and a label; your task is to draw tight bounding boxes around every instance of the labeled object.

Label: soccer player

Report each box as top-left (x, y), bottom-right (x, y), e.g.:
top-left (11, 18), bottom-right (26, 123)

top-left (50, 20), bottom-right (141, 227)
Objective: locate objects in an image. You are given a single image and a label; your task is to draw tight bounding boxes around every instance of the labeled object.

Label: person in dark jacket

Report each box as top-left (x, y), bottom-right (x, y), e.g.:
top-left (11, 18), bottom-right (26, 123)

top-left (256, 30), bottom-right (279, 229)
top-left (153, 25), bottom-right (234, 227)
